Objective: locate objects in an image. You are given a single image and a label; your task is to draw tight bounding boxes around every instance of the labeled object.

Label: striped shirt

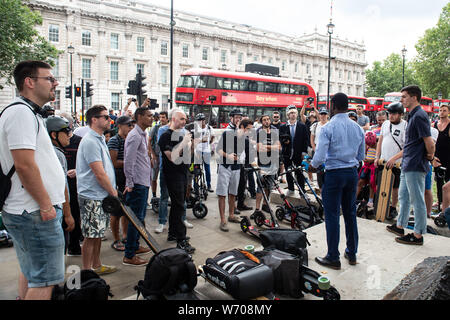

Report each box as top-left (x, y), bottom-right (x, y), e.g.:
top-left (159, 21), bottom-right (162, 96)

top-left (107, 134), bottom-right (125, 161)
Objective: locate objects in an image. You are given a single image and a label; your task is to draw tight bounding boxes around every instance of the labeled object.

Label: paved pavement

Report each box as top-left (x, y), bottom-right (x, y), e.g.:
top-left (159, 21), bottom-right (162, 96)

top-left (1, 157), bottom-right (449, 300)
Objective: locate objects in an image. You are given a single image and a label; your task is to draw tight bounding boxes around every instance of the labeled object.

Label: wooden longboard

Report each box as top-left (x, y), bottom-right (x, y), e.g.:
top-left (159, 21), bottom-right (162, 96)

top-left (102, 196), bottom-right (161, 254)
top-left (374, 160), bottom-right (399, 222)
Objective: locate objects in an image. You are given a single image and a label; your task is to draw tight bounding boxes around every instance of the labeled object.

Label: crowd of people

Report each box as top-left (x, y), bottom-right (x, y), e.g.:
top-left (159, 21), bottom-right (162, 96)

top-left (0, 60), bottom-right (449, 299)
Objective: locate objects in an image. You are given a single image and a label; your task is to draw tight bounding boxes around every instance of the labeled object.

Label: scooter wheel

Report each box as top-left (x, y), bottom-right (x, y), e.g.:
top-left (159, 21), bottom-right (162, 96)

top-left (434, 215), bottom-right (447, 228)
top-left (275, 207), bottom-right (286, 221)
top-left (193, 203), bottom-right (208, 219)
top-left (254, 212), bottom-right (265, 227)
top-left (240, 216), bottom-right (251, 233)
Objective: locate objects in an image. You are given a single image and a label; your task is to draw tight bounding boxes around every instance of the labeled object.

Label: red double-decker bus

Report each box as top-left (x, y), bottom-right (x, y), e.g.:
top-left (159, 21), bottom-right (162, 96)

top-left (420, 96), bottom-right (434, 115)
top-left (367, 97), bottom-right (384, 112)
top-left (175, 68), bottom-right (316, 128)
top-left (384, 92), bottom-right (434, 116)
top-left (317, 95), bottom-right (369, 111)
top-left (434, 99), bottom-right (450, 114)
top-left (382, 92), bottom-right (402, 110)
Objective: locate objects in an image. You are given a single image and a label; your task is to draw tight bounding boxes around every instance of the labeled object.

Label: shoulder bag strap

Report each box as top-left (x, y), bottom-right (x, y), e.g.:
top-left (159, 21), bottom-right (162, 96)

top-left (390, 122), bottom-right (403, 151)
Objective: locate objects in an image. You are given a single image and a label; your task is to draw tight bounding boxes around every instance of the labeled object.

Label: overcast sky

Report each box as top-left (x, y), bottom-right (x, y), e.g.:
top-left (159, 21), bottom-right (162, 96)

top-left (141, 0), bottom-right (447, 67)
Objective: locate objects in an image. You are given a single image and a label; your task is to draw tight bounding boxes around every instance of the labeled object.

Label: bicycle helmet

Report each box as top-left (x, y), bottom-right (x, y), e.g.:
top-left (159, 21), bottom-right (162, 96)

top-left (386, 102), bottom-right (404, 114)
top-left (365, 131), bottom-right (377, 148)
top-left (195, 113), bottom-right (206, 121)
top-left (46, 115), bottom-right (72, 148)
top-left (347, 111), bottom-right (357, 119)
top-left (229, 109), bottom-right (243, 117)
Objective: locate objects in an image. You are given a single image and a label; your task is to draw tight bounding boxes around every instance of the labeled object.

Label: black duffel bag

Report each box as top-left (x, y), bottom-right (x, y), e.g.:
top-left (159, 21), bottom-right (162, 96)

top-left (258, 228), bottom-right (310, 265)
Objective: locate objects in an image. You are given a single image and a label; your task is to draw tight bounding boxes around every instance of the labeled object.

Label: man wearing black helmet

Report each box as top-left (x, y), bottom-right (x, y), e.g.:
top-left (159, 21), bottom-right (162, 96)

top-left (216, 109), bottom-right (244, 231)
top-left (46, 116), bottom-right (76, 251)
top-left (42, 104), bottom-right (55, 118)
top-left (193, 113), bottom-right (214, 192)
top-left (374, 103), bottom-right (407, 219)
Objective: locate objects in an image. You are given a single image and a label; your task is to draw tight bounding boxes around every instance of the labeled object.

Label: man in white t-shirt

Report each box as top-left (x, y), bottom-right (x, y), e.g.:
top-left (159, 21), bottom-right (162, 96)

top-left (0, 61), bottom-right (66, 300)
top-left (192, 113), bottom-right (214, 192)
top-left (310, 108), bottom-right (329, 191)
top-left (375, 102), bottom-right (407, 219)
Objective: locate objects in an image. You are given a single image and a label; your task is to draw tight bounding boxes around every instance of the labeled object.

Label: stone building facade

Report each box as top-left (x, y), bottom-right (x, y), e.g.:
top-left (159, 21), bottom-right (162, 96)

top-left (0, 0), bottom-right (367, 113)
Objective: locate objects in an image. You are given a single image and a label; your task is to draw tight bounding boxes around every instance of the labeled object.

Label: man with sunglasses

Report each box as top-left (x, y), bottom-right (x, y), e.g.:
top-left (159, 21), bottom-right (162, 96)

top-left (0, 61), bottom-right (66, 300)
top-left (76, 105), bottom-right (118, 275)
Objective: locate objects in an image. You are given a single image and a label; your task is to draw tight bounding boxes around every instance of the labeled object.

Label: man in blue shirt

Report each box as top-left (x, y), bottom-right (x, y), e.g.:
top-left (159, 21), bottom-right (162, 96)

top-left (310, 93), bottom-right (365, 269)
top-left (386, 85), bottom-right (435, 245)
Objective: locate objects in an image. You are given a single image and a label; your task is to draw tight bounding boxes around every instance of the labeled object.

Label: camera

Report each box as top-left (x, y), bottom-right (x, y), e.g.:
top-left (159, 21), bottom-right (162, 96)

top-left (307, 97), bottom-right (314, 102)
top-left (132, 98), bottom-right (137, 102)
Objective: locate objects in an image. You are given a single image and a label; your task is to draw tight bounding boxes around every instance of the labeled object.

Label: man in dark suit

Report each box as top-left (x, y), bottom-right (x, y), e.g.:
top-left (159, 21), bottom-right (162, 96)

top-left (280, 105), bottom-right (310, 196)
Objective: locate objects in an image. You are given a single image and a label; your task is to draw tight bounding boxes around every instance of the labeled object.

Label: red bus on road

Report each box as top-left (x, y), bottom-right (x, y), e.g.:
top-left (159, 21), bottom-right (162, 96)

top-left (434, 99), bottom-right (450, 114)
top-left (383, 92), bottom-right (401, 110)
top-left (317, 95), bottom-right (369, 111)
top-left (384, 92), bottom-right (434, 116)
top-left (367, 97), bottom-right (384, 112)
top-left (175, 68), bottom-right (316, 128)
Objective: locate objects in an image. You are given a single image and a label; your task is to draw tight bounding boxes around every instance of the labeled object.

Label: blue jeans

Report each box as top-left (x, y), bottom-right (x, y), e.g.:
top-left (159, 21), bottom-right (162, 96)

top-left (2, 207), bottom-right (65, 288)
top-left (159, 168), bottom-right (187, 225)
top-left (322, 167), bottom-right (359, 261)
top-left (124, 184), bottom-right (149, 259)
top-left (201, 152), bottom-right (212, 188)
top-left (398, 171), bottom-right (427, 234)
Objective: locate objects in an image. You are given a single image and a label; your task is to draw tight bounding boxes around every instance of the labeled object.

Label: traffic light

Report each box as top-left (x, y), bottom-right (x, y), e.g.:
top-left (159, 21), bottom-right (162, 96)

top-left (136, 70), bottom-right (147, 105)
top-left (65, 86), bottom-right (72, 99)
top-left (127, 80), bottom-right (137, 95)
top-left (149, 99), bottom-right (158, 110)
top-left (85, 81), bottom-right (94, 97)
top-left (75, 86), bottom-right (81, 97)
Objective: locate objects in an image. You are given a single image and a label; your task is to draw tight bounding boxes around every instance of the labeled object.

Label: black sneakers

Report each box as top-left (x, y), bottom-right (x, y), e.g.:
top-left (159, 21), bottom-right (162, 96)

top-left (395, 233), bottom-right (424, 245)
top-left (386, 223), bottom-right (405, 236)
top-left (177, 239), bottom-right (196, 254)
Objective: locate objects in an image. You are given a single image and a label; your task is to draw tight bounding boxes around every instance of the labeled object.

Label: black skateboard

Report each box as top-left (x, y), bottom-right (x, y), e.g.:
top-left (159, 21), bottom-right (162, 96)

top-left (102, 194), bottom-right (161, 254)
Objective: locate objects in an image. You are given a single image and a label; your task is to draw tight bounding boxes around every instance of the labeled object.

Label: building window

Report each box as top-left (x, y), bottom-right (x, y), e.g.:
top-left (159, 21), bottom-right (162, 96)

top-left (82, 58), bottom-right (91, 79)
top-left (348, 86), bottom-right (351, 95)
top-left (48, 24), bottom-right (59, 42)
top-left (319, 83), bottom-right (323, 93)
top-left (294, 63), bottom-right (298, 73)
top-left (162, 95), bottom-right (169, 109)
top-left (348, 71), bottom-right (352, 80)
top-left (268, 57), bottom-right (273, 64)
top-left (161, 41), bottom-right (168, 56)
top-left (182, 44), bottom-right (189, 58)
top-left (85, 96), bottom-right (92, 109)
top-left (220, 50), bottom-right (227, 63)
top-left (137, 37), bottom-right (145, 53)
top-left (110, 61), bottom-right (119, 80)
top-left (111, 93), bottom-right (120, 110)
top-left (356, 72), bottom-right (360, 81)
top-left (339, 85), bottom-right (342, 92)
top-left (51, 90), bottom-right (61, 110)
top-left (319, 66), bottom-right (323, 76)
top-left (253, 55), bottom-right (259, 62)
top-left (111, 33), bottom-right (119, 50)
top-left (339, 69), bottom-right (342, 79)
top-left (202, 47), bottom-right (208, 61)
top-left (82, 31), bottom-right (91, 46)
top-left (52, 57), bottom-right (59, 77)
top-left (137, 63), bottom-right (145, 75)
top-left (238, 52), bottom-right (243, 65)
top-left (306, 64), bottom-right (311, 74)
top-left (282, 60), bottom-right (286, 71)
top-left (161, 66), bottom-right (168, 85)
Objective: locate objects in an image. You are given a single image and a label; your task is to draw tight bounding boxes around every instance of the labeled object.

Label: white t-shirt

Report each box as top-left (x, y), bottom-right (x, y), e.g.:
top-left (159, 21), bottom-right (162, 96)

top-left (380, 119), bottom-right (407, 164)
top-left (195, 125), bottom-right (212, 153)
top-left (0, 99), bottom-right (66, 214)
top-left (310, 121), bottom-right (326, 146)
top-left (430, 126), bottom-right (439, 142)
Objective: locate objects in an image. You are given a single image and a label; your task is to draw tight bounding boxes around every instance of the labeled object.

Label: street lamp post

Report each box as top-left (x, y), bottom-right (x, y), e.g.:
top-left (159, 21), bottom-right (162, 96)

top-left (67, 44), bottom-right (75, 114)
top-left (169, 0), bottom-right (175, 110)
top-left (401, 46), bottom-right (407, 89)
top-left (326, 20), bottom-right (335, 110)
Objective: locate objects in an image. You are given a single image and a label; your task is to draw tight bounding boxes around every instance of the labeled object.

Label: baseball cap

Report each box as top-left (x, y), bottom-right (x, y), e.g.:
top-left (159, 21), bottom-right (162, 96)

top-left (116, 116), bottom-right (133, 125)
top-left (319, 108), bottom-right (329, 114)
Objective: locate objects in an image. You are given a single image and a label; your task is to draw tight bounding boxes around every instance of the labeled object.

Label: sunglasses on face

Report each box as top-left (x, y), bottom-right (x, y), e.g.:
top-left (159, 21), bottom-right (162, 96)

top-left (30, 76), bottom-right (57, 83)
top-left (94, 115), bottom-right (110, 120)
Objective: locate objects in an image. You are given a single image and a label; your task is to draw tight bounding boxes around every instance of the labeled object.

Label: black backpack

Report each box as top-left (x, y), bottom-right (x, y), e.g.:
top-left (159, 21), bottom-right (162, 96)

top-left (258, 228), bottom-right (310, 266)
top-left (0, 102), bottom-right (40, 211)
top-left (52, 269), bottom-right (113, 300)
top-left (136, 248), bottom-right (198, 299)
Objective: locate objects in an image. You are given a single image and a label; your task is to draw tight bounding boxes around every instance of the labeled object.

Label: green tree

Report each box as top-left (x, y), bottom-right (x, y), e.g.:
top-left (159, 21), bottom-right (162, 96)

top-left (365, 53), bottom-right (418, 98)
top-left (0, 0), bottom-right (60, 89)
top-left (413, 3), bottom-right (450, 99)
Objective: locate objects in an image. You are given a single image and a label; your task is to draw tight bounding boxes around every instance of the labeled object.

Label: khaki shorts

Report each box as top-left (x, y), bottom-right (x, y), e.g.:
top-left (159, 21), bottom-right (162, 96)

top-left (216, 165), bottom-right (241, 196)
top-left (78, 196), bottom-right (110, 239)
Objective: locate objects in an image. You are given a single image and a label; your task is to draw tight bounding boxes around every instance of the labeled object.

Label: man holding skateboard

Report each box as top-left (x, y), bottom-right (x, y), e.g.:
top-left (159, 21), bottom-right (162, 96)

top-left (386, 86), bottom-right (435, 245)
top-left (309, 93), bottom-right (365, 269)
top-left (374, 103), bottom-right (407, 219)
